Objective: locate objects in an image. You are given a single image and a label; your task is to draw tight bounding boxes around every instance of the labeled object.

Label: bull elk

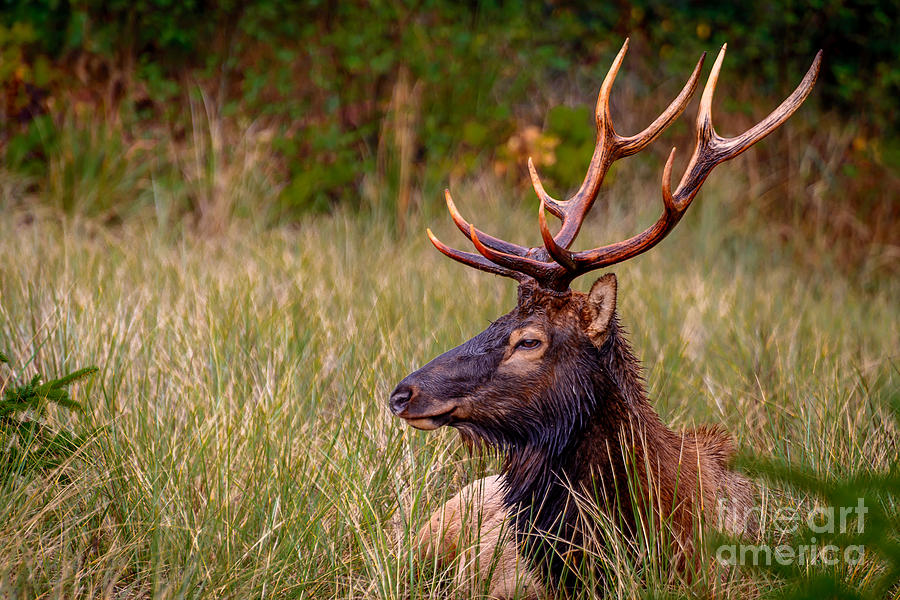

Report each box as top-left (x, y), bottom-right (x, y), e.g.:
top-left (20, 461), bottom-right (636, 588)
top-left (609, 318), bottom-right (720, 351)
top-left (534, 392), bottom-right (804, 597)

top-left (389, 41), bottom-right (820, 598)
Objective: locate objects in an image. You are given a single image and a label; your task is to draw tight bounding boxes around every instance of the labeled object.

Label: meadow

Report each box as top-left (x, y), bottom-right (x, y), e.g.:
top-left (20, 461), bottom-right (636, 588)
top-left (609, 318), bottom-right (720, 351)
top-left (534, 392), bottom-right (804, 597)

top-left (1, 0), bottom-right (898, 595)
top-left (1, 155), bottom-right (897, 597)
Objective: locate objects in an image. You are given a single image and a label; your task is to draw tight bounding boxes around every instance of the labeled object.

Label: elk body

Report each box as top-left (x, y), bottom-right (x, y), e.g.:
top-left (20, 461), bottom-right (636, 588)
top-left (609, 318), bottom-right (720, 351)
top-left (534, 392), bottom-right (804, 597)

top-left (389, 41), bottom-right (820, 598)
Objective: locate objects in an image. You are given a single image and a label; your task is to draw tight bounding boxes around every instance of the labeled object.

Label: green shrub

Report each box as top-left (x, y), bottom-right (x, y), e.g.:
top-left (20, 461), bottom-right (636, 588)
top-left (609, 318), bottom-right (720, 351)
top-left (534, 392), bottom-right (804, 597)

top-left (0, 350), bottom-right (97, 476)
top-left (1, 1), bottom-right (896, 223)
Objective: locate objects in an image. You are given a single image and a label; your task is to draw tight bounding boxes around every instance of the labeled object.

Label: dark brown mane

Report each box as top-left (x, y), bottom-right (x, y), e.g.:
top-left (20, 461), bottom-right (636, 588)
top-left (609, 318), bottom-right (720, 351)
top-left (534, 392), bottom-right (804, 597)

top-left (495, 299), bottom-right (706, 587)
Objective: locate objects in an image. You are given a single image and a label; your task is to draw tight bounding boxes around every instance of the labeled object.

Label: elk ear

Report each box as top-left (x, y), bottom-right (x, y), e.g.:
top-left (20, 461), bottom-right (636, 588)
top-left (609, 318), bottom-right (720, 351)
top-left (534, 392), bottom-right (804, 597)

top-left (586, 273), bottom-right (617, 346)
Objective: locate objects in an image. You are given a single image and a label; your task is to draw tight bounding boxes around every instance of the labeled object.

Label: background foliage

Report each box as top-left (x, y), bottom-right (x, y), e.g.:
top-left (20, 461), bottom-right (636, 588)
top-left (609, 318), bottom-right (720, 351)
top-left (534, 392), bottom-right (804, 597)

top-left (1, 0), bottom-right (898, 239)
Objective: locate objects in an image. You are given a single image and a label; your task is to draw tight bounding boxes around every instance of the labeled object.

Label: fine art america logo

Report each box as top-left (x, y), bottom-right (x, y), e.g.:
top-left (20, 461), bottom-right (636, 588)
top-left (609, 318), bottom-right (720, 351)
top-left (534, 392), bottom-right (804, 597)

top-left (715, 498), bottom-right (868, 566)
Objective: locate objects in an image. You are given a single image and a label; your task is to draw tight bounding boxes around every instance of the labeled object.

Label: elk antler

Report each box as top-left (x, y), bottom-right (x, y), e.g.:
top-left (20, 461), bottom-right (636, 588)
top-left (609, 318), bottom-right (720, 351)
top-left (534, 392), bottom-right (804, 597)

top-left (428, 41), bottom-right (822, 291)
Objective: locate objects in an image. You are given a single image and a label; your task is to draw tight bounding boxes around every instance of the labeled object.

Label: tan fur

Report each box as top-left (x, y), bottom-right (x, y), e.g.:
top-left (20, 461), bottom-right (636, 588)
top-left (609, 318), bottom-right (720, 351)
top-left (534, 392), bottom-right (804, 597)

top-left (498, 327), bottom-right (550, 377)
top-left (416, 475), bottom-right (542, 599)
top-left (585, 274), bottom-right (617, 346)
top-left (688, 425), bottom-right (757, 537)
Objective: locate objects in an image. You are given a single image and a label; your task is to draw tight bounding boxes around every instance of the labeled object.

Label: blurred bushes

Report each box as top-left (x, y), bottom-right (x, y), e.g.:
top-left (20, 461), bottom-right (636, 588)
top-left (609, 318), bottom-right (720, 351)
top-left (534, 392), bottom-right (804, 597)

top-left (0, 1), bottom-right (897, 237)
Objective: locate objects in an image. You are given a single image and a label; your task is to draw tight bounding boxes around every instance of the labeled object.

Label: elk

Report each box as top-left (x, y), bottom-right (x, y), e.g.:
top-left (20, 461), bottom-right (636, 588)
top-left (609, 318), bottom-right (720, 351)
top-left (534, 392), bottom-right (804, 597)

top-left (389, 41), bottom-right (820, 598)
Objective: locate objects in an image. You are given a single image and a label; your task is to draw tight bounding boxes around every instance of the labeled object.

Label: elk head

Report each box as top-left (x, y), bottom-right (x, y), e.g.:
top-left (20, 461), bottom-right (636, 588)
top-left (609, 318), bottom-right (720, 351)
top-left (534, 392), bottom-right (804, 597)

top-left (389, 40), bottom-right (821, 451)
top-left (390, 272), bottom-right (626, 456)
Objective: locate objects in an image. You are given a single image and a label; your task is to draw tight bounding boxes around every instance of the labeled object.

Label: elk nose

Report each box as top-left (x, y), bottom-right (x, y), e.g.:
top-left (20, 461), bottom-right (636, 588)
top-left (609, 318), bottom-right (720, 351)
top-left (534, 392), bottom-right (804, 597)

top-left (389, 384), bottom-right (414, 415)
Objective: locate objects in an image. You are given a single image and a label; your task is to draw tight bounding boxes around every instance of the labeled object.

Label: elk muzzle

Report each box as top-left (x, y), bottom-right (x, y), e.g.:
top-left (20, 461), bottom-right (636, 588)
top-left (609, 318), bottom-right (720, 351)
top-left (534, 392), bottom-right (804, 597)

top-left (389, 379), bottom-right (461, 430)
top-left (388, 332), bottom-right (502, 431)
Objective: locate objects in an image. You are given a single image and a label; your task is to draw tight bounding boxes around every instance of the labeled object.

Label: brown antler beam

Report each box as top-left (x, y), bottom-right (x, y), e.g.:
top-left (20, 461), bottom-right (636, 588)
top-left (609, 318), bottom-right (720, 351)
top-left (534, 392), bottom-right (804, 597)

top-left (427, 42), bottom-right (822, 292)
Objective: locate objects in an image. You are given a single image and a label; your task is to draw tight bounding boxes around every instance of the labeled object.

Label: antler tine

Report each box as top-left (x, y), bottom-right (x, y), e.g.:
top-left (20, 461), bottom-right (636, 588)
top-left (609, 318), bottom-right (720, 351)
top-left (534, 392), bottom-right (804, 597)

top-left (525, 39), bottom-right (630, 227)
top-left (528, 158), bottom-right (565, 219)
top-left (660, 147), bottom-right (678, 215)
top-left (541, 41), bottom-right (706, 250)
top-left (444, 189), bottom-right (531, 257)
top-left (468, 225), bottom-right (561, 283)
top-left (538, 197), bottom-right (577, 270)
top-left (595, 38), bottom-right (631, 132)
top-left (671, 46), bottom-right (823, 207)
top-left (553, 47), bottom-right (821, 280)
top-left (616, 52), bottom-right (706, 157)
top-left (426, 229), bottom-right (527, 281)
top-left (538, 39), bottom-right (629, 250)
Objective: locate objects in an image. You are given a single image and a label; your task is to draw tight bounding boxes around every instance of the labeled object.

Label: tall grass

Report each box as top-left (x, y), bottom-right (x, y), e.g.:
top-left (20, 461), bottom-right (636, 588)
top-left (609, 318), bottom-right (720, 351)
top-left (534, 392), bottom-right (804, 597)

top-left (0, 165), bottom-right (896, 597)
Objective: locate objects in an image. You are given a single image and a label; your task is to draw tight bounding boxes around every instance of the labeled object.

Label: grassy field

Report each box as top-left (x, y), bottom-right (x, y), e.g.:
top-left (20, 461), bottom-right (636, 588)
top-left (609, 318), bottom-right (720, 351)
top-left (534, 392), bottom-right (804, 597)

top-left (0, 167), bottom-right (897, 598)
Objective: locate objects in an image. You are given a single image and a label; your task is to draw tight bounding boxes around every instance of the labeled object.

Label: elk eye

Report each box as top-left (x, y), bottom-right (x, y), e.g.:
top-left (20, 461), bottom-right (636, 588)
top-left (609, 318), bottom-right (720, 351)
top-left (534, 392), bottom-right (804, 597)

top-left (516, 338), bottom-right (542, 350)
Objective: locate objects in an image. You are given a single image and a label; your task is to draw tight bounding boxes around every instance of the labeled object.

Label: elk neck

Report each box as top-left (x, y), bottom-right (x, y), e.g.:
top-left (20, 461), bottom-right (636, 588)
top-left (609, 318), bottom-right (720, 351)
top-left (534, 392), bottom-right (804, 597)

top-left (500, 315), bottom-right (683, 582)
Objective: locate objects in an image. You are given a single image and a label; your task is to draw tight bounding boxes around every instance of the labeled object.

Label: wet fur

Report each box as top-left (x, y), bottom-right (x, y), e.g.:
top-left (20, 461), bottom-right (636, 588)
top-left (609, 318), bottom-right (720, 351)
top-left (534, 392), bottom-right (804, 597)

top-left (398, 278), bottom-right (754, 596)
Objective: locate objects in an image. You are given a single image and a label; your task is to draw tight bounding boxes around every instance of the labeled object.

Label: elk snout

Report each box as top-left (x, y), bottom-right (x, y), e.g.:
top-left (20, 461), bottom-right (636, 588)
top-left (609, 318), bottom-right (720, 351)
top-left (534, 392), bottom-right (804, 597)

top-left (388, 375), bottom-right (461, 430)
top-left (389, 383), bottom-right (415, 415)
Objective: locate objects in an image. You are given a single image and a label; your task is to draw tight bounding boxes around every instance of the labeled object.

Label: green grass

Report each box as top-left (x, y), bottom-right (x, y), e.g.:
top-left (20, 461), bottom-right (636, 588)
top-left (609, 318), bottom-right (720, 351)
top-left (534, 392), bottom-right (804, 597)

top-left (0, 169), bottom-right (897, 598)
